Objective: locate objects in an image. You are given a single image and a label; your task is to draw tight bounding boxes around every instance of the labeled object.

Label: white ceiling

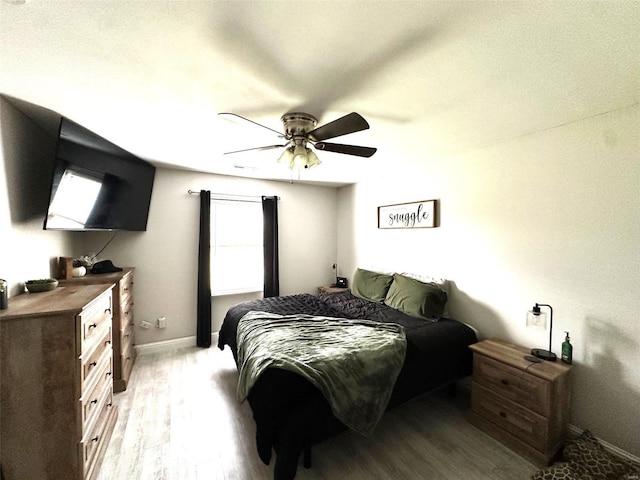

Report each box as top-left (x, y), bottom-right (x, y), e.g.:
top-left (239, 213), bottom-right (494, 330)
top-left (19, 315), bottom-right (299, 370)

top-left (1, 1), bottom-right (638, 187)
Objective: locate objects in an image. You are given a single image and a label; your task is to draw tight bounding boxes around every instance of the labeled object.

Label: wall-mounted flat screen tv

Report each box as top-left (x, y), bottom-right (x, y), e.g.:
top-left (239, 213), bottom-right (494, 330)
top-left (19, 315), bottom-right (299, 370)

top-left (44, 118), bottom-right (155, 231)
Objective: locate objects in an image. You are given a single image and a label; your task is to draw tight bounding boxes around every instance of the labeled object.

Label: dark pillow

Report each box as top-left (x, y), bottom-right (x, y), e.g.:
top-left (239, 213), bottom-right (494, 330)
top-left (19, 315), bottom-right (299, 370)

top-left (384, 273), bottom-right (447, 320)
top-left (351, 268), bottom-right (393, 303)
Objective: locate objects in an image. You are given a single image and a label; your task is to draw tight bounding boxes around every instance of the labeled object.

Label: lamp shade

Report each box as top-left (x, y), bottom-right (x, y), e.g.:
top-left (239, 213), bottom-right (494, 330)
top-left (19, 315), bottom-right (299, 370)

top-left (526, 306), bottom-right (547, 329)
top-left (304, 148), bottom-right (321, 169)
top-left (292, 144), bottom-right (308, 166)
top-left (277, 148), bottom-right (294, 169)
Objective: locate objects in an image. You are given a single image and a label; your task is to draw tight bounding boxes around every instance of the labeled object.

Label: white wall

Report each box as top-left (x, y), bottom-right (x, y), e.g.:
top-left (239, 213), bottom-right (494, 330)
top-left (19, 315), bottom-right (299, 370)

top-left (337, 104), bottom-right (640, 457)
top-left (77, 168), bottom-right (339, 345)
top-left (0, 97), bottom-right (74, 295)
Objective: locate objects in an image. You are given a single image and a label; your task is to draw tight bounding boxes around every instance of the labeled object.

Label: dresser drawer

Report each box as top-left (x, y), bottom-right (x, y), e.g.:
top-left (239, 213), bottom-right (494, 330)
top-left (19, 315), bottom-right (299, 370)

top-left (120, 318), bottom-right (134, 348)
top-left (80, 328), bottom-right (112, 391)
top-left (121, 337), bottom-right (136, 383)
top-left (473, 354), bottom-right (550, 416)
top-left (79, 388), bottom-right (115, 476)
top-left (119, 273), bottom-right (134, 308)
top-left (78, 292), bottom-right (112, 354)
top-left (472, 382), bottom-right (548, 449)
top-left (80, 358), bottom-right (113, 429)
top-left (121, 296), bottom-right (134, 331)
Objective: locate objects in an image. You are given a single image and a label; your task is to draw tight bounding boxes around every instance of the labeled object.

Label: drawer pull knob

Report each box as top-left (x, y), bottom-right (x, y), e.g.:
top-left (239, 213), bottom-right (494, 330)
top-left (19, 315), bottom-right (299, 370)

top-left (108, 402), bottom-right (113, 408)
top-left (501, 379), bottom-right (509, 385)
top-left (89, 361), bottom-right (97, 367)
top-left (91, 398), bottom-right (98, 405)
top-left (106, 371), bottom-right (112, 377)
top-left (105, 340), bottom-right (111, 345)
top-left (92, 436), bottom-right (99, 442)
top-left (105, 308), bottom-right (112, 314)
top-left (88, 323), bottom-right (97, 329)
top-left (499, 411), bottom-right (507, 418)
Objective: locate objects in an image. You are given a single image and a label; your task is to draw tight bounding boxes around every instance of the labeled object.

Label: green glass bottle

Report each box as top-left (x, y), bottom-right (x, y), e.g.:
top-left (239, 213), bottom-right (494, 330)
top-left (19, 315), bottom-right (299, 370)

top-left (561, 331), bottom-right (573, 364)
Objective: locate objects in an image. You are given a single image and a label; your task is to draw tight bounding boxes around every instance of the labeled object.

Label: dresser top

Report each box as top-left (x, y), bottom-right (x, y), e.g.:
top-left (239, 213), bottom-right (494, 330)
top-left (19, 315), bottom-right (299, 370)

top-left (59, 266), bottom-right (134, 286)
top-left (470, 337), bottom-right (572, 382)
top-left (0, 284), bottom-right (113, 320)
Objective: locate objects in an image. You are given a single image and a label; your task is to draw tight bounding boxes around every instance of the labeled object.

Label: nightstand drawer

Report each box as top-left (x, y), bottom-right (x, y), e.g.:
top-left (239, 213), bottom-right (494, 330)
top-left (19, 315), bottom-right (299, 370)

top-left (474, 354), bottom-right (549, 416)
top-left (472, 383), bottom-right (548, 449)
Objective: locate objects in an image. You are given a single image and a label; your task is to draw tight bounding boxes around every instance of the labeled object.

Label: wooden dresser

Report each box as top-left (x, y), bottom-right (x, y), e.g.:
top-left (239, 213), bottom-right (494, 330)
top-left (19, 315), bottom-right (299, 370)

top-left (61, 267), bottom-right (136, 392)
top-left (0, 284), bottom-right (118, 480)
top-left (467, 338), bottom-right (572, 466)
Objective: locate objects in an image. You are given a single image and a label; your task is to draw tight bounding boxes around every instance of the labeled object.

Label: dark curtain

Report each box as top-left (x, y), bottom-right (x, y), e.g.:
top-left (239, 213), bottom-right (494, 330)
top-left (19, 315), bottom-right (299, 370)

top-left (262, 195), bottom-right (279, 297)
top-left (197, 190), bottom-right (212, 347)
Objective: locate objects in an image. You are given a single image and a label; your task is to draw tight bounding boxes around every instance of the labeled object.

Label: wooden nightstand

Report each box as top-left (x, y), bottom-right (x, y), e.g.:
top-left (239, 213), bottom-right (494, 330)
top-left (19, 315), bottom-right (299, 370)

top-left (467, 338), bottom-right (572, 466)
top-left (317, 285), bottom-right (349, 294)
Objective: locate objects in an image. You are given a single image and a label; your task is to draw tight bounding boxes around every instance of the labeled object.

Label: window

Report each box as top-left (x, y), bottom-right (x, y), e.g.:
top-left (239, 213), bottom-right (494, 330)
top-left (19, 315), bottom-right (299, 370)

top-left (210, 199), bottom-right (263, 296)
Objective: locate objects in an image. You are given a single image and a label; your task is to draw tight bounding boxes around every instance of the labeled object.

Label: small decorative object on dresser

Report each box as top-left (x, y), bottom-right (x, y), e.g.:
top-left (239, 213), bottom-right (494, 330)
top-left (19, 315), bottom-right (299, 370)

top-left (467, 338), bottom-right (572, 467)
top-left (25, 278), bottom-right (59, 293)
top-left (0, 284), bottom-right (118, 480)
top-left (60, 267), bottom-right (136, 392)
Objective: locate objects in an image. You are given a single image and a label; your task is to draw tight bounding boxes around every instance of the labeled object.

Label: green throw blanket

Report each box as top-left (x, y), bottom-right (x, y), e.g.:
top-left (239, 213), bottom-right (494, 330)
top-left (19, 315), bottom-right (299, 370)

top-left (236, 311), bottom-right (407, 436)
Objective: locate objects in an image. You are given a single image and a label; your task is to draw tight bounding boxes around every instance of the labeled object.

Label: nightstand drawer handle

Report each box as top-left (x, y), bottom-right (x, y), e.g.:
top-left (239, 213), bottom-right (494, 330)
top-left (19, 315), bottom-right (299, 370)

top-left (91, 436), bottom-right (99, 442)
top-left (499, 411), bottom-right (507, 418)
top-left (105, 308), bottom-right (112, 314)
top-left (90, 398), bottom-right (98, 405)
top-left (89, 361), bottom-right (97, 367)
top-left (88, 323), bottom-right (98, 330)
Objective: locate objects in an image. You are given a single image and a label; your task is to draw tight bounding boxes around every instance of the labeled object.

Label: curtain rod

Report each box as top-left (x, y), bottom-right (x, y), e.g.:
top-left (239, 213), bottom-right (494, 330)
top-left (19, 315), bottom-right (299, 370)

top-left (187, 190), bottom-right (279, 202)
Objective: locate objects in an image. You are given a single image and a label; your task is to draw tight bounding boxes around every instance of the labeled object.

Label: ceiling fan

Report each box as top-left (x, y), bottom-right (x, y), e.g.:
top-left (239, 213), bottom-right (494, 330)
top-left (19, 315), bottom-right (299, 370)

top-left (219, 112), bottom-right (376, 170)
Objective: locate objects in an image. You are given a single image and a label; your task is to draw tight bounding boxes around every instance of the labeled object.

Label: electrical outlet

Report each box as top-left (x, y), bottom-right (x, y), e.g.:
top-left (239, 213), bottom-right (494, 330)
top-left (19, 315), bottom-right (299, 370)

top-left (157, 316), bottom-right (167, 329)
top-left (140, 320), bottom-right (152, 329)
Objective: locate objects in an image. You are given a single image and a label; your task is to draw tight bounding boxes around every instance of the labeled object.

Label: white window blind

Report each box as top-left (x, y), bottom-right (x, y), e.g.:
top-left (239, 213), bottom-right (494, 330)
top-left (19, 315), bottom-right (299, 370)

top-left (210, 199), bottom-right (263, 296)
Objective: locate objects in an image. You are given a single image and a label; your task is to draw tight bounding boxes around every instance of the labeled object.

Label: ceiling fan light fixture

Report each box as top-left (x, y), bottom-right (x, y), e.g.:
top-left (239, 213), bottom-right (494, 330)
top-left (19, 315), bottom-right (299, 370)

top-left (304, 148), bottom-right (321, 169)
top-left (277, 147), bottom-right (294, 168)
top-left (292, 143), bottom-right (308, 167)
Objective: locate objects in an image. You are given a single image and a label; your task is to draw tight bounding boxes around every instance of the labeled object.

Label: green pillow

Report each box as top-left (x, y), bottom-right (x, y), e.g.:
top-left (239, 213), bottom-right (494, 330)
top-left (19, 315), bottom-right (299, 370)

top-left (384, 273), bottom-right (448, 320)
top-left (351, 268), bottom-right (394, 303)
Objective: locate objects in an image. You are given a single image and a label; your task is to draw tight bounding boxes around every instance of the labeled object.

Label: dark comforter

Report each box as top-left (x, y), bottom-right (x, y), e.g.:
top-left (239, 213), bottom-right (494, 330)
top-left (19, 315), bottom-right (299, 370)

top-left (217, 291), bottom-right (477, 480)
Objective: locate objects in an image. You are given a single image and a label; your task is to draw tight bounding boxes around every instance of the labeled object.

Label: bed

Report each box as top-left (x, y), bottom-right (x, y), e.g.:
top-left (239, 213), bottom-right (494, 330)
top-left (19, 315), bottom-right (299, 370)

top-left (217, 269), bottom-right (478, 480)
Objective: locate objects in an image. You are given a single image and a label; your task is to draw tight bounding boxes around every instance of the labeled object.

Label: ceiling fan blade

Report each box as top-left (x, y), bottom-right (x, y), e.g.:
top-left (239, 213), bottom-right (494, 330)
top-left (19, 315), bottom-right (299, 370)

top-left (314, 142), bottom-right (377, 157)
top-left (223, 144), bottom-right (287, 155)
top-left (307, 112), bottom-right (370, 141)
top-left (218, 112), bottom-right (284, 136)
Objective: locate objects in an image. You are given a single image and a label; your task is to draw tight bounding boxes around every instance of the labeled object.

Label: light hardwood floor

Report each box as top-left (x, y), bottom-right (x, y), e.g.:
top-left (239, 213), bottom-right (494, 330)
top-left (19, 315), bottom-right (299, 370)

top-left (96, 346), bottom-right (538, 480)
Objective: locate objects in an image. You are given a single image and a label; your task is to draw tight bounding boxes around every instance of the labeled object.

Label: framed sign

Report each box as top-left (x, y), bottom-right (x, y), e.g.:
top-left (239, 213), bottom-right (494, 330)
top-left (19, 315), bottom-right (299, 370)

top-left (378, 200), bottom-right (438, 229)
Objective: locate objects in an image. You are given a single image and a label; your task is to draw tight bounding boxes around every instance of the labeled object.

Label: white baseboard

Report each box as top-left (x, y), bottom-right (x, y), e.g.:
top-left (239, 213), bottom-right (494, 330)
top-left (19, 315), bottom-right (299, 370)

top-left (567, 424), bottom-right (640, 465)
top-left (135, 332), bottom-right (219, 356)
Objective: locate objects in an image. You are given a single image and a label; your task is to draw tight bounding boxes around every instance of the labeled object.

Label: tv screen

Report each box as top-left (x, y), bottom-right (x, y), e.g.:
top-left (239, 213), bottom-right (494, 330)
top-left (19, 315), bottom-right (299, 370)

top-left (44, 118), bottom-right (155, 231)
